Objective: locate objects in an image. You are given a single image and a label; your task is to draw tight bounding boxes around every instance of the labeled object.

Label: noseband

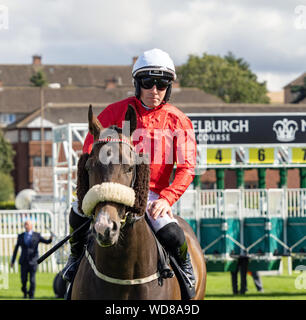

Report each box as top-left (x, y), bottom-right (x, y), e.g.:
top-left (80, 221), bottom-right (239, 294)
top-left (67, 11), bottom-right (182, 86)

top-left (83, 137), bottom-right (141, 226)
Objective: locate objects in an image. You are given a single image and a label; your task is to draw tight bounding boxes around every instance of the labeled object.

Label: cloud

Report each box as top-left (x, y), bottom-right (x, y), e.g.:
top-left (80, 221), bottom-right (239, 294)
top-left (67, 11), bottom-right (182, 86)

top-left (0, 0), bottom-right (305, 90)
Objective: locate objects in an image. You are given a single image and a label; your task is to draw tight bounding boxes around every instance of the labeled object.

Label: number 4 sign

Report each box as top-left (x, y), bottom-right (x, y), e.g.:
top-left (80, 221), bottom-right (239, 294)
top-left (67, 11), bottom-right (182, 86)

top-left (207, 148), bottom-right (232, 165)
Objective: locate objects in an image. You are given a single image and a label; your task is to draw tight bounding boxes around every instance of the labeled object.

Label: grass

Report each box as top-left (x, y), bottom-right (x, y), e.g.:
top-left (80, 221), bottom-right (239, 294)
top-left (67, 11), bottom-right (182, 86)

top-left (0, 272), bottom-right (59, 300)
top-left (0, 258), bottom-right (305, 300)
top-left (205, 257), bottom-right (306, 300)
top-left (205, 272), bottom-right (306, 300)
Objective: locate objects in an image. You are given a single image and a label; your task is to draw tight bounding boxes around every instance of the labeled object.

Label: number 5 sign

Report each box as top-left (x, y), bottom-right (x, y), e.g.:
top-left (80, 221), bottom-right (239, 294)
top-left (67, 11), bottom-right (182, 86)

top-left (248, 148), bottom-right (275, 164)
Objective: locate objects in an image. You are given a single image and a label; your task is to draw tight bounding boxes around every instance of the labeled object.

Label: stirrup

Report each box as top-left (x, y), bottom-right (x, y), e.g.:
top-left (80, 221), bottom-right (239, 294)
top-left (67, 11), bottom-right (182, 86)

top-left (61, 256), bottom-right (80, 282)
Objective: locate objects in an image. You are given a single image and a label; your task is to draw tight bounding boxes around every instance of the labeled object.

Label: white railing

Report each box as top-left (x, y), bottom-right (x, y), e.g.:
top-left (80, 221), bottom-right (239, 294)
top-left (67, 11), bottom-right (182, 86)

top-left (176, 188), bottom-right (306, 219)
top-left (0, 210), bottom-right (58, 273)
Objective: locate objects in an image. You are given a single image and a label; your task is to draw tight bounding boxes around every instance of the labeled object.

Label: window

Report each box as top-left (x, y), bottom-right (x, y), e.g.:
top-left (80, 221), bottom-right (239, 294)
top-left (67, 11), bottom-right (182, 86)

top-left (20, 130), bottom-right (29, 142)
top-left (4, 130), bottom-right (18, 143)
top-left (45, 130), bottom-right (52, 141)
top-left (31, 130), bottom-right (41, 141)
top-left (0, 113), bottom-right (16, 125)
top-left (32, 156), bottom-right (53, 167)
top-left (45, 156), bottom-right (52, 167)
top-left (33, 156), bottom-right (42, 167)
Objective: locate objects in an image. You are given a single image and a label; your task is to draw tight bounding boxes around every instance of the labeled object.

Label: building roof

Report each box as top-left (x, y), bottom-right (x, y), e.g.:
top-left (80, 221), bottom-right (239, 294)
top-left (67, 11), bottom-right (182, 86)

top-left (0, 85), bottom-right (222, 114)
top-left (284, 72), bottom-right (306, 89)
top-left (7, 101), bottom-right (306, 130)
top-left (0, 63), bottom-right (133, 88)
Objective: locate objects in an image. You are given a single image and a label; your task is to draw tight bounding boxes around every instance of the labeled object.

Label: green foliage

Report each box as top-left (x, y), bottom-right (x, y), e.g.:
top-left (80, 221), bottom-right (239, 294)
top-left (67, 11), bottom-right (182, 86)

top-left (290, 77), bottom-right (306, 103)
top-left (0, 200), bottom-right (15, 209)
top-left (30, 70), bottom-right (48, 87)
top-left (0, 129), bottom-right (15, 174)
top-left (178, 52), bottom-right (270, 103)
top-left (0, 171), bottom-right (14, 201)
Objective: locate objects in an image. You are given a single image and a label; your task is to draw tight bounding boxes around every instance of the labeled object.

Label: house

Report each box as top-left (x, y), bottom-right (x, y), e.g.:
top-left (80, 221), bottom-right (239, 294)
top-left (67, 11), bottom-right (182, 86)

top-left (284, 72), bottom-right (306, 104)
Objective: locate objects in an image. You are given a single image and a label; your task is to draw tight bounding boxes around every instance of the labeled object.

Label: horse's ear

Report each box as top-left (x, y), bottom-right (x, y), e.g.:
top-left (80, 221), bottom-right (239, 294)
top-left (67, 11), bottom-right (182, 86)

top-left (88, 104), bottom-right (103, 141)
top-left (123, 104), bottom-right (137, 136)
top-left (77, 153), bottom-right (90, 214)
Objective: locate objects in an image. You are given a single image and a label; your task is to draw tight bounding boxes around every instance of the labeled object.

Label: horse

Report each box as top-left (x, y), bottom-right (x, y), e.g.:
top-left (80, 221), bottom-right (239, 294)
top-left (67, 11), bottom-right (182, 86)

top-left (71, 104), bottom-right (206, 299)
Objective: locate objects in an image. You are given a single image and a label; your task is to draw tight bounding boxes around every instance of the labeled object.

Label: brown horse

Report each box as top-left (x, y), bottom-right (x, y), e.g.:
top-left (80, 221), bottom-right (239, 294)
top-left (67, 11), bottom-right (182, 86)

top-left (71, 105), bottom-right (206, 300)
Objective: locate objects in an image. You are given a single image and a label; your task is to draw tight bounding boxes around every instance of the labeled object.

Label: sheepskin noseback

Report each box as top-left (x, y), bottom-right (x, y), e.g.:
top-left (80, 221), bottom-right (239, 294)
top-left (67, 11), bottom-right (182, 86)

top-left (82, 182), bottom-right (136, 216)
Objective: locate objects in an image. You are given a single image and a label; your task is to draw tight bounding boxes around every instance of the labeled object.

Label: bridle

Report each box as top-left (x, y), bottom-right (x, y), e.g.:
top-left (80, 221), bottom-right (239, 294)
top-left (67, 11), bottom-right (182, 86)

top-left (84, 137), bottom-right (142, 227)
top-left (83, 137), bottom-right (160, 285)
top-left (92, 137), bottom-right (137, 188)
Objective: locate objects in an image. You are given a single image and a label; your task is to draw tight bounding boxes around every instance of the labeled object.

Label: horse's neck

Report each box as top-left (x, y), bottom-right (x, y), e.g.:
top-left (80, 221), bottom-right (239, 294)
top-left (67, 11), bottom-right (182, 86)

top-left (93, 218), bottom-right (158, 278)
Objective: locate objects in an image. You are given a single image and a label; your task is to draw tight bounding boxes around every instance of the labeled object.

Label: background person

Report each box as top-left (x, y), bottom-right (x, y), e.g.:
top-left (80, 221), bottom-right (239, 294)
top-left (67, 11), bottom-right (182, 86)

top-left (11, 220), bottom-right (53, 299)
top-left (231, 256), bottom-right (264, 294)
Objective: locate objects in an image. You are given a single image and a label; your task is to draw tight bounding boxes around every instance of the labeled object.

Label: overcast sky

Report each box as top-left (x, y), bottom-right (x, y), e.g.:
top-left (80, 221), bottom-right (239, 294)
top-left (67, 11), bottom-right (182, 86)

top-left (0, 0), bottom-right (305, 91)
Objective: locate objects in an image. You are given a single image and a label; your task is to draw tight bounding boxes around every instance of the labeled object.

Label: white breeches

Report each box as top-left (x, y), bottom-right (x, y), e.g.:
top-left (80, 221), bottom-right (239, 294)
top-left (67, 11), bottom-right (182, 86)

top-left (145, 190), bottom-right (178, 232)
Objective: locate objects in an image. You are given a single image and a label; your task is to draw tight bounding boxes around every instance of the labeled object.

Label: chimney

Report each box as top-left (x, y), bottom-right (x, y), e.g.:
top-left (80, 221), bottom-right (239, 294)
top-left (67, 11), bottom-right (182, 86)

top-left (172, 81), bottom-right (180, 89)
top-left (32, 55), bottom-right (42, 66)
top-left (132, 56), bottom-right (138, 65)
top-left (105, 79), bottom-right (117, 90)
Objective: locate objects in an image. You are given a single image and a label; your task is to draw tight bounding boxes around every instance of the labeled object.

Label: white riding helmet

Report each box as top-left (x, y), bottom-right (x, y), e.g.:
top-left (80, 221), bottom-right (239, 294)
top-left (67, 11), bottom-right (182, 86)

top-left (132, 48), bottom-right (177, 80)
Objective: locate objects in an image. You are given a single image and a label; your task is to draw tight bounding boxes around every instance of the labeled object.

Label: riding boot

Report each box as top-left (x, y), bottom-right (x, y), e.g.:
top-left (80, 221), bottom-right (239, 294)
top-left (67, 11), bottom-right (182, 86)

top-left (174, 240), bottom-right (196, 288)
top-left (61, 205), bottom-right (90, 282)
top-left (155, 222), bottom-right (196, 298)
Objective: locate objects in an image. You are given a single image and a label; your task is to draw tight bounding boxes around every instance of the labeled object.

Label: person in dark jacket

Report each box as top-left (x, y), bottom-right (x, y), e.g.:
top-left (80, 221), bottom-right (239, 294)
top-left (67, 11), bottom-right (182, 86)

top-left (11, 220), bottom-right (53, 299)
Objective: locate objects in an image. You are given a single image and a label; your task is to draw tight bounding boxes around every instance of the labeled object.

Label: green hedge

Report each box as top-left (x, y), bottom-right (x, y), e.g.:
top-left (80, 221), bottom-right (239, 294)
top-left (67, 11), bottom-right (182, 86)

top-left (0, 201), bottom-right (16, 209)
top-left (0, 172), bottom-right (15, 202)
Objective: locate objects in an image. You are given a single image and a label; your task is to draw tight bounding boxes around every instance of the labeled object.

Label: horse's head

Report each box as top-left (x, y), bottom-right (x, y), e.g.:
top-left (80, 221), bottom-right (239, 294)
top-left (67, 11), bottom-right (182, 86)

top-left (77, 105), bottom-right (149, 247)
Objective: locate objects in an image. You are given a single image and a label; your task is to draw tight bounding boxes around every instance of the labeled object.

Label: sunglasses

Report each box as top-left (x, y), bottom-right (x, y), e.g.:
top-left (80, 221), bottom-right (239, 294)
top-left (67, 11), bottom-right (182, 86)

top-left (139, 77), bottom-right (172, 90)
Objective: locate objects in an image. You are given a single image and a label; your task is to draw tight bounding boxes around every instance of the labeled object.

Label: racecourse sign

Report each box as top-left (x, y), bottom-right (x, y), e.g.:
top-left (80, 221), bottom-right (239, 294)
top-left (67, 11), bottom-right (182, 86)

top-left (187, 113), bottom-right (306, 168)
top-left (188, 114), bottom-right (306, 145)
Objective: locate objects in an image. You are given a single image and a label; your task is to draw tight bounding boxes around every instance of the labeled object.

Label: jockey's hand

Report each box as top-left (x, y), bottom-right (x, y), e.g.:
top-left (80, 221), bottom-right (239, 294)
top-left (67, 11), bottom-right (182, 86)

top-left (147, 198), bottom-right (173, 220)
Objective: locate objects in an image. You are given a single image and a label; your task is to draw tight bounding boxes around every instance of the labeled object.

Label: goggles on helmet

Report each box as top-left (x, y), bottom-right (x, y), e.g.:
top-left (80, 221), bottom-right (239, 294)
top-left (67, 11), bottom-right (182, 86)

top-left (139, 77), bottom-right (172, 90)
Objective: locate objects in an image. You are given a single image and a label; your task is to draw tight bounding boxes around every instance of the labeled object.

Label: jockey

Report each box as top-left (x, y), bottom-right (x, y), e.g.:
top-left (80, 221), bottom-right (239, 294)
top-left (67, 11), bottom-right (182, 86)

top-left (61, 48), bottom-right (197, 294)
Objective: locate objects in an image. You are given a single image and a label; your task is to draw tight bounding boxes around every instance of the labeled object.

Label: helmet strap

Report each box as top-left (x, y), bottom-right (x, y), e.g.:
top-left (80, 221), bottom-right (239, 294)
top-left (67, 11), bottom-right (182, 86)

top-left (164, 84), bottom-right (172, 103)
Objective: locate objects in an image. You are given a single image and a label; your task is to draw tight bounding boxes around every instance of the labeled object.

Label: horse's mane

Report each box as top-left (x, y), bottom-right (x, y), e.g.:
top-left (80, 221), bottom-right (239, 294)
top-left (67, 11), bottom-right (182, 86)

top-left (77, 127), bottom-right (150, 216)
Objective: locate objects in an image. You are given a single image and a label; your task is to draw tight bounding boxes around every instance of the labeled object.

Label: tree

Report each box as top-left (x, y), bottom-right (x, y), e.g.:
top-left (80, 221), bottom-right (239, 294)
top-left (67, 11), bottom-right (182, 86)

top-left (0, 130), bottom-right (15, 201)
top-left (0, 129), bottom-right (15, 174)
top-left (178, 52), bottom-right (270, 103)
top-left (30, 70), bottom-right (48, 166)
top-left (0, 172), bottom-right (14, 201)
top-left (290, 77), bottom-right (306, 103)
